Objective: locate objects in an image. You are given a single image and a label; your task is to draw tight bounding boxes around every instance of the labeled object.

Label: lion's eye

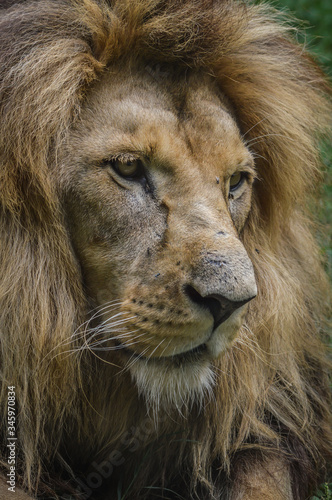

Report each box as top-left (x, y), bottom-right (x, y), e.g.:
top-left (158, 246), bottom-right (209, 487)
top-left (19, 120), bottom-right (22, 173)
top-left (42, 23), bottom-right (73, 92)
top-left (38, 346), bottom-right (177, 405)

top-left (111, 158), bottom-right (143, 179)
top-left (229, 172), bottom-right (245, 192)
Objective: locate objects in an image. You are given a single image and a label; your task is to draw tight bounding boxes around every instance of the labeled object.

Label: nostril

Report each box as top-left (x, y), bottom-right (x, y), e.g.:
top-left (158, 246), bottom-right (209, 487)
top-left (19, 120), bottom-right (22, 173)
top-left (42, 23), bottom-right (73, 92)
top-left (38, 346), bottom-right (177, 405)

top-left (184, 285), bottom-right (221, 321)
top-left (184, 285), bottom-right (254, 330)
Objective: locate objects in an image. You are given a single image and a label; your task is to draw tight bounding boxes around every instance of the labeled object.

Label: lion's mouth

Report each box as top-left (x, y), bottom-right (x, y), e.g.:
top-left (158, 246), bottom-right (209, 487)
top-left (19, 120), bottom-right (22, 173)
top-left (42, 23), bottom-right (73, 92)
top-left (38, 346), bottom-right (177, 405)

top-left (115, 341), bottom-right (208, 364)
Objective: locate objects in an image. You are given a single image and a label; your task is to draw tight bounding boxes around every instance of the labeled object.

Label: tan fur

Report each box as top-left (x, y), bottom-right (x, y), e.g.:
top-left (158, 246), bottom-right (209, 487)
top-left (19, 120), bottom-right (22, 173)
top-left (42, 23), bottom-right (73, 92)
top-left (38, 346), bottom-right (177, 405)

top-left (229, 456), bottom-right (293, 500)
top-left (0, 480), bottom-right (33, 500)
top-left (0, 1), bottom-right (331, 499)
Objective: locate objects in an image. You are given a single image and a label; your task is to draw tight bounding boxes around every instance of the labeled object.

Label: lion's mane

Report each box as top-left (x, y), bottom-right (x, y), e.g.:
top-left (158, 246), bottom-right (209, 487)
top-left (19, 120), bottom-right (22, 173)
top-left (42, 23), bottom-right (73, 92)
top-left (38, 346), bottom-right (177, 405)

top-left (0, 1), bottom-right (331, 499)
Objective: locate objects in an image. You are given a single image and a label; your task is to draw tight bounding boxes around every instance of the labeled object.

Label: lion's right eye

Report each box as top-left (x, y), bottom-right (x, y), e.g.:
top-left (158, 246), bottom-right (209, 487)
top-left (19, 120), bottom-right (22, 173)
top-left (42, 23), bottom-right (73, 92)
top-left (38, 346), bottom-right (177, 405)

top-left (111, 158), bottom-right (144, 179)
top-left (102, 156), bottom-right (145, 181)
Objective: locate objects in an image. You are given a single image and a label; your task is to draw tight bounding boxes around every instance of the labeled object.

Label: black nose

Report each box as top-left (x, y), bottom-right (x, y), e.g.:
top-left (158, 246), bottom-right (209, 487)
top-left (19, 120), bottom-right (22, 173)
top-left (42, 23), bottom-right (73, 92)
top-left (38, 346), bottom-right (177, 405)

top-left (184, 285), bottom-right (255, 330)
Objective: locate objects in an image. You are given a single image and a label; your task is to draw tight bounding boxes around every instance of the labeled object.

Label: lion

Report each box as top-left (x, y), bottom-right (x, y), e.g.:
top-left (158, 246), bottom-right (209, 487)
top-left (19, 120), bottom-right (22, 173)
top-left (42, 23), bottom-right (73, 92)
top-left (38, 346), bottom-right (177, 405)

top-left (0, 0), bottom-right (331, 499)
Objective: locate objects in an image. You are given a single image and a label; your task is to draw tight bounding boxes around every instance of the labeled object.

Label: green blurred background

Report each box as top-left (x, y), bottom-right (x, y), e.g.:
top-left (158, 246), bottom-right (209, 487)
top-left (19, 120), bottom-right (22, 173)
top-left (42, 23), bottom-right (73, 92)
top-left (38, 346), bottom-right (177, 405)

top-left (274, 0), bottom-right (332, 281)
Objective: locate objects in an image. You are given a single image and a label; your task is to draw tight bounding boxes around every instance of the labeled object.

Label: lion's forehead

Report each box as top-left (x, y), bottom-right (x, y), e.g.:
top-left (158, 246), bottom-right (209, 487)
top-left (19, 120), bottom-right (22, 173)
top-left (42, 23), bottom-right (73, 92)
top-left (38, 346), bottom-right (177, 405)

top-left (69, 66), bottom-right (249, 175)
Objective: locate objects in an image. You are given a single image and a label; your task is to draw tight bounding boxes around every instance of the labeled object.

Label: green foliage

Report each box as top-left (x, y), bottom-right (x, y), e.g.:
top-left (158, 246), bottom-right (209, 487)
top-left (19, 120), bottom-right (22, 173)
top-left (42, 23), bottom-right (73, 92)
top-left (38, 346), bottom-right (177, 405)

top-left (274, 0), bottom-right (332, 72)
top-left (311, 483), bottom-right (332, 500)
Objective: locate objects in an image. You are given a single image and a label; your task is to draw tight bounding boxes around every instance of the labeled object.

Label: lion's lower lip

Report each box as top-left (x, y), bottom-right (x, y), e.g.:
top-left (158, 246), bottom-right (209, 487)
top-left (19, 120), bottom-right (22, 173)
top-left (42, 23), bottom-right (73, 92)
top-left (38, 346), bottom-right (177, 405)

top-left (116, 341), bottom-right (208, 363)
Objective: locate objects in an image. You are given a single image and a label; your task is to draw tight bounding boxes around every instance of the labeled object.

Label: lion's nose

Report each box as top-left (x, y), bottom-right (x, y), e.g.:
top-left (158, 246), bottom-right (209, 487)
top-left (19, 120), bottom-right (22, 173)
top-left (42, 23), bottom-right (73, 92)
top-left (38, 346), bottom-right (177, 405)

top-left (184, 285), bottom-right (255, 330)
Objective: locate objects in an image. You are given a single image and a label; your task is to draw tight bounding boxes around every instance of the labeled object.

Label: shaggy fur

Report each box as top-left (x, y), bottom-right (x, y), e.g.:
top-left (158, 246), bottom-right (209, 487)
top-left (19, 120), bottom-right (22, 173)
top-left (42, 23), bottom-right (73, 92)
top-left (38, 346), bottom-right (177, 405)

top-left (0, 0), bottom-right (331, 499)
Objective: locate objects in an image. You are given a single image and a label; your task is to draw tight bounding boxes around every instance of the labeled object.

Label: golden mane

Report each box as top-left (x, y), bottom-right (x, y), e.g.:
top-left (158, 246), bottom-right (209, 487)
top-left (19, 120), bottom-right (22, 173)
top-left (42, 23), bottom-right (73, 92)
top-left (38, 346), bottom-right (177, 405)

top-left (0, 1), bottom-right (331, 499)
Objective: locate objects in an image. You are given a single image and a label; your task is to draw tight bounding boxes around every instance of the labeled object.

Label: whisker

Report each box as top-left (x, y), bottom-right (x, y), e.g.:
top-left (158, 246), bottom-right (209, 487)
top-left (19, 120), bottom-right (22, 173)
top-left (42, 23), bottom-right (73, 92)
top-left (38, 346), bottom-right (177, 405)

top-left (245, 132), bottom-right (293, 145)
top-left (81, 314), bottom-right (135, 345)
top-left (79, 301), bottom-right (123, 331)
top-left (86, 299), bottom-right (123, 316)
top-left (159, 338), bottom-right (172, 358)
top-left (124, 345), bottom-right (151, 372)
top-left (242, 118), bottom-right (267, 138)
top-left (147, 338), bottom-right (166, 359)
top-left (42, 302), bottom-right (132, 363)
top-left (44, 302), bottom-right (125, 357)
top-left (88, 331), bottom-right (148, 351)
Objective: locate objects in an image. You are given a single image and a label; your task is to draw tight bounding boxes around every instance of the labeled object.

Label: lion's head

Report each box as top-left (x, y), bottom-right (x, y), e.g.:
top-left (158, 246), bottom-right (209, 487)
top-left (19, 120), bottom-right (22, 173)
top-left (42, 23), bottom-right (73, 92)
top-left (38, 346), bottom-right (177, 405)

top-left (61, 67), bottom-right (257, 407)
top-left (0, 1), bottom-right (331, 499)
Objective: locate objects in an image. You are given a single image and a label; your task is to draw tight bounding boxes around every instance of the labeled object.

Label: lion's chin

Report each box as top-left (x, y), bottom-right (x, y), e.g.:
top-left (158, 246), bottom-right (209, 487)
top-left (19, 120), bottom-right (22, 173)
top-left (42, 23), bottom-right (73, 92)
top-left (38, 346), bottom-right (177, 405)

top-left (129, 355), bottom-right (216, 413)
top-left (121, 312), bottom-right (248, 412)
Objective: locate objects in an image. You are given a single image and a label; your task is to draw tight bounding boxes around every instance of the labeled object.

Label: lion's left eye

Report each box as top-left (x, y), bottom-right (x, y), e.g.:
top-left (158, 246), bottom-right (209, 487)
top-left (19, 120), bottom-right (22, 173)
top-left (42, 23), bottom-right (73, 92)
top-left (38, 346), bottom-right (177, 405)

top-left (229, 172), bottom-right (245, 192)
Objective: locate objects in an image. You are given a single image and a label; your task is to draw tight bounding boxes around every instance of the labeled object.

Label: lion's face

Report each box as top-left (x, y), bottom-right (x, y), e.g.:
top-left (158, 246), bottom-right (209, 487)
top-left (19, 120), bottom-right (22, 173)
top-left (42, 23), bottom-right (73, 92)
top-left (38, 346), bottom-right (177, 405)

top-left (60, 64), bottom-right (257, 407)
